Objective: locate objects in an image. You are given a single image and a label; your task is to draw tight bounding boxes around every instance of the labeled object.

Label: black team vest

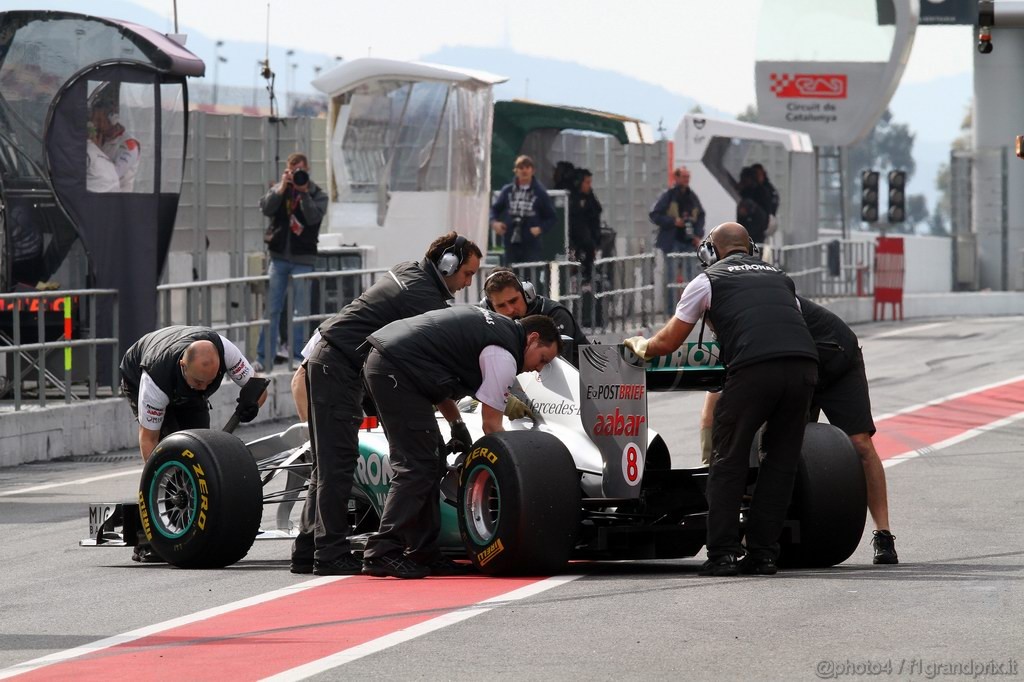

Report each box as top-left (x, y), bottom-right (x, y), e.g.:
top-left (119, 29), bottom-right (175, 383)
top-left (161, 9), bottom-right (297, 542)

top-left (120, 326), bottom-right (227, 404)
top-left (704, 253), bottom-right (817, 370)
top-left (319, 258), bottom-right (452, 367)
top-left (368, 306), bottom-right (526, 404)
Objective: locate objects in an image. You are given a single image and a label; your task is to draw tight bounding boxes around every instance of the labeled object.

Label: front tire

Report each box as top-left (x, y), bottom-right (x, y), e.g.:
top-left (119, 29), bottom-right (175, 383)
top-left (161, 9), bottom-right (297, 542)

top-left (458, 431), bottom-right (580, 575)
top-left (779, 423), bottom-right (867, 567)
top-left (138, 429), bottom-right (262, 568)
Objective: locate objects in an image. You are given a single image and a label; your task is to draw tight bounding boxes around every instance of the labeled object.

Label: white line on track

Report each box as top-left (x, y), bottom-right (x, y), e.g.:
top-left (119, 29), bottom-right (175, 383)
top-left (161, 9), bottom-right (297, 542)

top-left (882, 410), bottom-right (1024, 469)
top-left (872, 372), bottom-right (1024, 423)
top-left (870, 321), bottom-right (948, 339)
top-left (0, 468), bottom-right (142, 498)
top-left (0, 576), bottom-right (348, 680)
top-left (260, 575), bottom-right (583, 682)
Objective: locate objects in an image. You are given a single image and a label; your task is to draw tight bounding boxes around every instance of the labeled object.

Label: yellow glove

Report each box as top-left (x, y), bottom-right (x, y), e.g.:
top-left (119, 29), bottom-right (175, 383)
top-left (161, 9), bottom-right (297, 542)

top-left (504, 395), bottom-right (535, 420)
top-left (623, 336), bottom-right (650, 361)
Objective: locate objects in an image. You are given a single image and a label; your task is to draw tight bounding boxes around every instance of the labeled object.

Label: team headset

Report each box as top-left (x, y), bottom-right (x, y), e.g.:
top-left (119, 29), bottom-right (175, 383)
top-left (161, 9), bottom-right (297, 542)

top-left (436, 234), bottom-right (468, 277)
top-left (481, 270), bottom-right (537, 309)
top-left (697, 226), bottom-right (759, 268)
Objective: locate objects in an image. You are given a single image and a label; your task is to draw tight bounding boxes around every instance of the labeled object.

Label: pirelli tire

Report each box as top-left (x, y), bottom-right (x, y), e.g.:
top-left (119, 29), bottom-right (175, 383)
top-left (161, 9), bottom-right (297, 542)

top-left (458, 431), bottom-right (580, 576)
top-left (138, 429), bottom-right (263, 569)
top-left (779, 423), bottom-right (867, 568)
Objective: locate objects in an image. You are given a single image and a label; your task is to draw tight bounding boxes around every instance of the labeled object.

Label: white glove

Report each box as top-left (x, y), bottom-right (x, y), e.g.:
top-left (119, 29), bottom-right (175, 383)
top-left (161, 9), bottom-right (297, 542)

top-left (504, 395), bottom-right (535, 420)
top-left (623, 336), bottom-right (651, 361)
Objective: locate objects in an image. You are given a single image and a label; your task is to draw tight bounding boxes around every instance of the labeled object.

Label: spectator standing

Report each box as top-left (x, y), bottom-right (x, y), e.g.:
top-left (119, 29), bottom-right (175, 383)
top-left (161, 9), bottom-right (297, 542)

top-left (490, 155), bottom-right (556, 265)
top-left (256, 152), bottom-right (327, 369)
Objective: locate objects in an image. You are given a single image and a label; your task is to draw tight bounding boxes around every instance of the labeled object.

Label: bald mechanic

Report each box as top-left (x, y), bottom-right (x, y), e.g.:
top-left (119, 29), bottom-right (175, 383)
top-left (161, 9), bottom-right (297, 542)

top-left (624, 222), bottom-right (817, 577)
top-left (290, 232), bottom-right (482, 577)
top-left (120, 325), bottom-right (267, 563)
top-left (361, 308), bottom-right (561, 578)
top-left (120, 325), bottom-right (267, 463)
top-left (695, 298), bottom-right (898, 565)
top-left (481, 267), bottom-right (589, 348)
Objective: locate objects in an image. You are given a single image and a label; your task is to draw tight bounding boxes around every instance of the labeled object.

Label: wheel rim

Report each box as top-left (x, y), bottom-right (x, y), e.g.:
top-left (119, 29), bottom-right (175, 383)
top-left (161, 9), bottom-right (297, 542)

top-left (149, 461), bottom-right (198, 539)
top-left (464, 465), bottom-right (500, 545)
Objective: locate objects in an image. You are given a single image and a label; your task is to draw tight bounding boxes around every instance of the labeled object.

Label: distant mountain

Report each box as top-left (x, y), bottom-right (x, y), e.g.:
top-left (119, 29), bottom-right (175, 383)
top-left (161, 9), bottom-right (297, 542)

top-left (421, 46), bottom-right (730, 133)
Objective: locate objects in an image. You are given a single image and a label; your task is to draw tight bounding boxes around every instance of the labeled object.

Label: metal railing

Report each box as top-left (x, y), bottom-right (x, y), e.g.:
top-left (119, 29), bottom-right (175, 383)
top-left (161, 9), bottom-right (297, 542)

top-left (0, 289), bottom-right (119, 410)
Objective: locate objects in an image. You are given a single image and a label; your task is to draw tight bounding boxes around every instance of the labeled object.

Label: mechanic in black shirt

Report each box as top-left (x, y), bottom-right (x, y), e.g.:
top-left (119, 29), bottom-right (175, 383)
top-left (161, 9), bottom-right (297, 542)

top-left (291, 232), bottom-right (482, 577)
top-left (623, 222), bottom-right (818, 576)
top-left (120, 325), bottom-right (267, 562)
top-left (481, 267), bottom-right (589, 349)
top-left (695, 297), bottom-right (898, 564)
top-left (361, 307), bottom-right (561, 578)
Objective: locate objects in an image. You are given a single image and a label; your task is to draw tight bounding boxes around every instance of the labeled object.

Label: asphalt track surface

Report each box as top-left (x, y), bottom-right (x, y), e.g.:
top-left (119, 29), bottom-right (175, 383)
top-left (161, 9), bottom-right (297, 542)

top-left (1, 316), bottom-right (1022, 681)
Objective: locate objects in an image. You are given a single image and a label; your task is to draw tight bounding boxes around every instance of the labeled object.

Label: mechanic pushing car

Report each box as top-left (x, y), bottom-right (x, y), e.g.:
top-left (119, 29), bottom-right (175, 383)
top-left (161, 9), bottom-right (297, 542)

top-left (119, 325), bottom-right (267, 561)
top-left (361, 307), bottom-right (561, 579)
top-left (695, 296), bottom-right (898, 564)
top-left (481, 267), bottom-right (589, 348)
top-left (624, 222), bottom-right (818, 577)
top-left (291, 232), bottom-right (482, 577)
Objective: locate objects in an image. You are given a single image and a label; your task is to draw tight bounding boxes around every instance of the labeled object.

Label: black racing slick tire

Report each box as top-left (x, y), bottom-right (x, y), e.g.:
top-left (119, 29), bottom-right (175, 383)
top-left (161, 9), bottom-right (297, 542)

top-left (457, 431), bottom-right (580, 576)
top-left (138, 429), bottom-right (263, 568)
top-left (779, 423), bottom-right (867, 568)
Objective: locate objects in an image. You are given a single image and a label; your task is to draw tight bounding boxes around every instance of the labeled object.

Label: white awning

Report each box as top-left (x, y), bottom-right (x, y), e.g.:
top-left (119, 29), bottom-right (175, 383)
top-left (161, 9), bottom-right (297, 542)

top-left (312, 58), bottom-right (507, 96)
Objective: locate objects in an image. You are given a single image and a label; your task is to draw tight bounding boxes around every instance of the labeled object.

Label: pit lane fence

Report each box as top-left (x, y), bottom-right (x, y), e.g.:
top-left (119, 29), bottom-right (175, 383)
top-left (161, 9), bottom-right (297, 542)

top-left (0, 239), bottom-right (871, 407)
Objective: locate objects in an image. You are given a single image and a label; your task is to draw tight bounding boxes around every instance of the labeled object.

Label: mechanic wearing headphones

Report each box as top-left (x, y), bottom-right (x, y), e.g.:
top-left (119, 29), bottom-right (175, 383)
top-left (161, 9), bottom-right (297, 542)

top-left (290, 232), bottom-right (482, 577)
top-left (120, 325), bottom-right (267, 562)
top-left (361, 307), bottom-right (561, 578)
top-left (695, 297), bottom-right (898, 565)
top-left (481, 267), bottom-right (589, 348)
top-left (623, 222), bottom-right (818, 577)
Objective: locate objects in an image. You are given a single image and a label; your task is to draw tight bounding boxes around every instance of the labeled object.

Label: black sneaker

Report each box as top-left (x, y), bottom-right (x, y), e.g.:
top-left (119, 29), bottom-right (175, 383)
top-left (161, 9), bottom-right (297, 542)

top-left (362, 554), bottom-right (429, 579)
top-left (313, 554), bottom-right (363, 576)
top-left (698, 554), bottom-right (741, 576)
top-left (290, 557), bottom-right (314, 574)
top-left (131, 544), bottom-right (164, 564)
top-left (872, 530), bottom-right (899, 565)
top-left (738, 554), bottom-right (778, 575)
top-left (422, 555), bottom-right (475, 576)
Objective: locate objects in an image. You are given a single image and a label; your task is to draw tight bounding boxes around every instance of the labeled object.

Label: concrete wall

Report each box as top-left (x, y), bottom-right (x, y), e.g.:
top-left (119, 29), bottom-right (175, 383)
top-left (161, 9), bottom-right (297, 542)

top-left (0, 370), bottom-right (300, 468)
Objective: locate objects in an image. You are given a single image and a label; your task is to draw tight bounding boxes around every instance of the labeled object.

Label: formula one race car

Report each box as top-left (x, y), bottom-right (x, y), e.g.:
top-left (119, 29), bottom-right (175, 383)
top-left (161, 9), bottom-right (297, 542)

top-left (82, 345), bottom-right (867, 574)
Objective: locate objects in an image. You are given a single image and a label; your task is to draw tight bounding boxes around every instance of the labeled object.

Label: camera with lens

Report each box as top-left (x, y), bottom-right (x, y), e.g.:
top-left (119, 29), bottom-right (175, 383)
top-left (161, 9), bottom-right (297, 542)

top-left (682, 218), bottom-right (695, 239)
top-left (291, 169), bottom-right (310, 186)
top-left (510, 216), bottom-right (524, 244)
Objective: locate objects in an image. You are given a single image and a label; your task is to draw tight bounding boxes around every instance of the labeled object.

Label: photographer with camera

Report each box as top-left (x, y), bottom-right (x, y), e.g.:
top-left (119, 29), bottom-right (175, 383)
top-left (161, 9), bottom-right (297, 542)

top-left (490, 155), bottom-right (556, 265)
top-left (649, 166), bottom-right (706, 307)
top-left (256, 152), bottom-right (328, 370)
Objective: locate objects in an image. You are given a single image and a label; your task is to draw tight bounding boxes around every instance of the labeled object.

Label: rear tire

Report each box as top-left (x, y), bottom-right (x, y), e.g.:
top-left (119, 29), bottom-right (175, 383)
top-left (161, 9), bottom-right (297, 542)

top-left (458, 431), bottom-right (580, 575)
top-left (138, 429), bottom-right (262, 568)
top-left (779, 424), bottom-right (866, 567)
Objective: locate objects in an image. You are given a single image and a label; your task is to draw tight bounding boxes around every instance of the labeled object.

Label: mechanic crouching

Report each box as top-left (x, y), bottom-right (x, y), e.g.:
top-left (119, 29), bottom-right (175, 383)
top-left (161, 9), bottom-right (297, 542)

top-left (361, 307), bottom-right (561, 579)
top-left (624, 222), bottom-right (817, 577)
top-left (119, 325), bottom-right (267, 562)
top-left (291, 233), bottom-right (482, 577)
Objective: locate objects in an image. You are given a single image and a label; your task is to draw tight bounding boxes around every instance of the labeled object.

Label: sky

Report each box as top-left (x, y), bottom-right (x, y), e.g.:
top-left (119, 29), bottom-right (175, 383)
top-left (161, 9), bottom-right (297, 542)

top-left (124, 0), bottom-right (975, 116)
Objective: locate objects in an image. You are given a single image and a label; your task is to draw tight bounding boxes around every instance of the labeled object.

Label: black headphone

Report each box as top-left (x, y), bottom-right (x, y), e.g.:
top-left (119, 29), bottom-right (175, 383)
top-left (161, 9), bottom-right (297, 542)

top-left (482, 269), bottom-right (537, 309)
top-left (697, 226), bottom-right (757, 267)
top-left (437, 235), bottom-right (468, 277)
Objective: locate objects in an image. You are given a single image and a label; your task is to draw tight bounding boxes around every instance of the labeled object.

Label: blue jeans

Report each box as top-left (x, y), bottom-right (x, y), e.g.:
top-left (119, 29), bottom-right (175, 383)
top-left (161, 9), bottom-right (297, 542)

top-left (257, 256), bottom-right (313, 365)
top-left (663, 244), bottom-right (699, 315)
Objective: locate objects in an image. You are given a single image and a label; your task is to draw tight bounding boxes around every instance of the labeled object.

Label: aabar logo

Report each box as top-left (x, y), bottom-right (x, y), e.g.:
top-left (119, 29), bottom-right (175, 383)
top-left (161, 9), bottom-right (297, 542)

top-left (769, 73), bottom-right (847, 99)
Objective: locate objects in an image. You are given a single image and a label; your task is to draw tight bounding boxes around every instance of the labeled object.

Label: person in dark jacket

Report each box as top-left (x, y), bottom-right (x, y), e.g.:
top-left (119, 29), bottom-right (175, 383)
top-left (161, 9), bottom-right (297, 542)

top-left (624, 222), bottom-right (817, 577)
top-left (569, 169), bottom-right (603, 284)
top-left (256, 152), bottom-right (328, 368)
top-left (649, 166), bottom-right (706, 303)
top-left (361, 308), bottom-right (561, 579)
top-left (490, 155), bottom-right (556, 265)
top-left (737, 166), bottom-right (770, 244)
top-left (290, 232), bottom-right (482, 578)
top-left (481, 267), bottom-right (588, 349)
